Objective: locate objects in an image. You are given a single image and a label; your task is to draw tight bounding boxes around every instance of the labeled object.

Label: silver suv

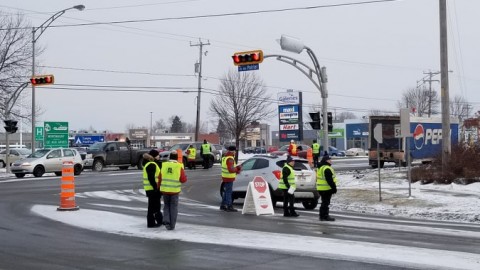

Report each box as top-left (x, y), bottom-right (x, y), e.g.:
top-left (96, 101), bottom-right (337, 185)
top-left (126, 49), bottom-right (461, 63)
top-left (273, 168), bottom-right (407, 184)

top-left (159, 142), bottom-right (220, 168)
top-left (231, 155), bottom-right (319, 210)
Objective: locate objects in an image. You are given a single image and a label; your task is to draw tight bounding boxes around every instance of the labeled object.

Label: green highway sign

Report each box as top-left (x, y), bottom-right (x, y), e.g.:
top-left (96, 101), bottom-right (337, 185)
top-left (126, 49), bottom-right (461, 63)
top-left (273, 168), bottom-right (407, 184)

top-left (44, 121), bottom-right (69, 148)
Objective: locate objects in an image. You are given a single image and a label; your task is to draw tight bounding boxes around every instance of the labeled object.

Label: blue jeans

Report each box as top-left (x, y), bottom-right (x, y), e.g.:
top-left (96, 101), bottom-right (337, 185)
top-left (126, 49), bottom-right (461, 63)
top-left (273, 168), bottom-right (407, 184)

top-left (163, 194), bottom-right (179, 229)
top-left (221, 182), bottom-right (233, 207)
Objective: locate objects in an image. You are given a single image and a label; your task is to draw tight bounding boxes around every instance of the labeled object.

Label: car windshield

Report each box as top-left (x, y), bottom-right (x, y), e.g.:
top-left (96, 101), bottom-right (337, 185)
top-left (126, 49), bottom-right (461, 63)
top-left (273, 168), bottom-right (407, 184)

top-left (16, 149), bottom-right (32, 155)
top-left (28, 149), bottom-right (50, 158)
top-left (170, 144), bottom-right (189, 151)
top-left (278, 145), bottom-right (289, 151)
top-left (89, 142), bottom-right (106, 151)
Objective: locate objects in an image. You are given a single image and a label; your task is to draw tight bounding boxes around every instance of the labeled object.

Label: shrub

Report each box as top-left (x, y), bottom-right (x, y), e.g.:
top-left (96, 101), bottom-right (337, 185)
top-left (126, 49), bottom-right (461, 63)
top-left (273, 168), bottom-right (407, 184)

top-left (411, 144), bottom-right (480, 184)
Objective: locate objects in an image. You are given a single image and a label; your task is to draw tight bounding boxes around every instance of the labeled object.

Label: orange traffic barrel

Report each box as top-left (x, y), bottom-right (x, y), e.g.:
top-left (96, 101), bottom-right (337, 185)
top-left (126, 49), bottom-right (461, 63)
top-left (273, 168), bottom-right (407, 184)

top-left (307, 148), bottom-right (313, 167)
top-left (57, 161), bottom-right (79, 211)
top-left (176, 148), bottom-right (183, 163)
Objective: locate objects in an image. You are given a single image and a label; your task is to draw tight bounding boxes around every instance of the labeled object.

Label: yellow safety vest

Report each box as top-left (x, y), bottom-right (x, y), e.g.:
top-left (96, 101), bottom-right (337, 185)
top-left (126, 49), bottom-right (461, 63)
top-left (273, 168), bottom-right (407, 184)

top-left (160, 161), bottom-right (183, 193)
top-left (278, 164), bottom-right (296, 190)
top-left (142, 161), bottom-right (160, 191)
top-left (201, 143), bottom-right (211, 154)
top-left (188, 147), bottom-right (196, 160)
top-left (312, 143), bottom-right (320, 154)
top-left (316, 165), bottom-right (338, 191)
top-left (221, 156), bottom-right (236, 178)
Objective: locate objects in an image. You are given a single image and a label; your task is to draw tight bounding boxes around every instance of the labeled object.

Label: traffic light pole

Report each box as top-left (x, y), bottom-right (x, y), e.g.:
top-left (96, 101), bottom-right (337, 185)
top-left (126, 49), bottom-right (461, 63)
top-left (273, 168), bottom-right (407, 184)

top-left (264, 54), bottom-right (329, 153)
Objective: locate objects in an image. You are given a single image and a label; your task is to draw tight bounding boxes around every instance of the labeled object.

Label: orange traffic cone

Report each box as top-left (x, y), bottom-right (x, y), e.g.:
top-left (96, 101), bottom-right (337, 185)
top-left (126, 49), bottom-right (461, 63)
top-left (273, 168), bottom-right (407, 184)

top-left (307, 148), bottom-right (313, 167)
top-left (57, 161), bottom-right (79, 211)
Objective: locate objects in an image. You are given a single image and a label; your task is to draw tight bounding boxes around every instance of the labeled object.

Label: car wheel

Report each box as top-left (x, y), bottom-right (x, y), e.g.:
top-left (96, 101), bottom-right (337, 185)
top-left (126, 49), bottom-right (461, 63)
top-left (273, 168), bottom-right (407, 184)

top-left (33, 165), bottom-right (45, 177)
top-left (93, 159), bottom-right (104, 172)
top-left (302, 199), bottom-right (318, 210)
top-left (15, 173), bottom-right (25, 178)
top-left (74, 164), bottom-right (83, 175)
top-left (0, 160), bottom-right (5, 168)
top-left (356, 153), bottom-right (359, 156)
top-left (54, 172), bottom-right (62, 176)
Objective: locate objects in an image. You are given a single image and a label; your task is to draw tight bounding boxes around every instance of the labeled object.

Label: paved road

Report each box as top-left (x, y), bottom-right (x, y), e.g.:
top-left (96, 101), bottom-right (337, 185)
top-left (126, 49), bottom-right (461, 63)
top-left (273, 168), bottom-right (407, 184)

top-left (1, 166), bottom-right (479, 269)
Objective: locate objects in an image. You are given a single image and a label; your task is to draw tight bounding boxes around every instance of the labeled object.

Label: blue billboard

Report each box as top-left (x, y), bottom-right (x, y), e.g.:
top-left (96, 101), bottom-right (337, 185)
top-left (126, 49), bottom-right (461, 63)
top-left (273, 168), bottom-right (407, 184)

top-left (409, 122), bottom-right (459, 159)
top-left (346, 123), bottom-right (369, 139)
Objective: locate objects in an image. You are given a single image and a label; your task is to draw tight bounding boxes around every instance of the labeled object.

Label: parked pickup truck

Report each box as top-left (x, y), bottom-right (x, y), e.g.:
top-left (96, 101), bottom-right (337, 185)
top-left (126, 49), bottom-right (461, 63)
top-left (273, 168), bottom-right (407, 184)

top-left (84, 141), bottom-right (150, 171)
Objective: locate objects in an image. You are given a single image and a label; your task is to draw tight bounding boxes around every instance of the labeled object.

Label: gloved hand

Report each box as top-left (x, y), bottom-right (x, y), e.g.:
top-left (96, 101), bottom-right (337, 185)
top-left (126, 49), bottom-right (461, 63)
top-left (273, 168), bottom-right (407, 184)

top-left (331, 187), bottom-right (337, 194)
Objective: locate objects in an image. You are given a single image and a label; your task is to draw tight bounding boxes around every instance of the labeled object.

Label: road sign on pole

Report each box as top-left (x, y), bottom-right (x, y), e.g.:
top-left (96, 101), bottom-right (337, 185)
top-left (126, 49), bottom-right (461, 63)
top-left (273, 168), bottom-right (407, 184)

top-left (44, 122), bottom-right (69, 148)
top-left (35, 127), bottom-right (44, 141)
top-left (374, 124), bottom-right (383, 144)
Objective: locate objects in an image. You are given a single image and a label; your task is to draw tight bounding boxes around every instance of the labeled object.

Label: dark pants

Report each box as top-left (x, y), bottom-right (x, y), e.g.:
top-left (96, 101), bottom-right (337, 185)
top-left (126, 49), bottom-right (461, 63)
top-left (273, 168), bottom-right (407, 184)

top-left (146, 190), bottom-right (162, 227)
top-left (163, 194), bottom-right (179, 229)
top-left (313, 153), bottom-right (320, 168)
top-left (319, 191), bottom-right (333, 219)
top-left (282, 190), bottom-right (296, 214)
top-left (187, 159), bottom-right (195, 170)
top-left (221, 182), bottom-right (233, 207)
top-left (202, 154), bottom-right (210, 169)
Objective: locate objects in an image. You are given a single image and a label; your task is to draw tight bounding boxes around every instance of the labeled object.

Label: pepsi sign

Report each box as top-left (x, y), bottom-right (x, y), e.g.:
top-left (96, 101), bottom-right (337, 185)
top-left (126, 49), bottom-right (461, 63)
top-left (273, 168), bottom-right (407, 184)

top-left (412, 124), bottom-right (442, 150)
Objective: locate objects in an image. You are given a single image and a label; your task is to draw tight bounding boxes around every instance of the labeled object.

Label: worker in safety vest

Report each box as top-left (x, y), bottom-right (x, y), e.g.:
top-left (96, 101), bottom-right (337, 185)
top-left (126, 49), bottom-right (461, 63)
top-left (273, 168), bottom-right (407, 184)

top-left (186, 144), bottom-right (196, 170)
top-left (317, 153), bottom-right (338, 221)
top-left (311, 139), bottom-right (320, 168)
top-left (200, 139), bottom-right (212, 169)
top-left (159, 151), bottom-right (187, 230)
top-left (220, 146), bottom-right (242, 212)
top-left (278, 155), bottom-right (299, 217)
top-left (142, 149), bottom-right (163, 228)
top-left (288, 140), bottom-right (298, 156)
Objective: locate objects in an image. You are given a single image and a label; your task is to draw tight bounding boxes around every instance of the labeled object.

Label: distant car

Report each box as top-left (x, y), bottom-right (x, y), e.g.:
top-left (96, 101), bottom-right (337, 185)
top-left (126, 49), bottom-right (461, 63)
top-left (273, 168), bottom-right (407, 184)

top-left (228, 155), bottom-right (319, 210)
top-left (254, 147), bottom-right (267, 154)
top-left (243, 147), bottom-right (255, 154)
top-left (0, 148), bottom-right (31, 168)
top-left (267, 146), bottom-right (278, 153)
top-left (296, 145), bottom-right (341, 159)
top-left (158, 145), bottom-right (171, 153)
top-left (71, 147), bottom-right (88, 160)
top-left (10, 148), bottom-right (84, 178)
top-left (345, 148), bottom-right (367, 156)
top-left (213, 144), bottom-right (227, 161)
top-left (159, 142), bottom-right (220, 168)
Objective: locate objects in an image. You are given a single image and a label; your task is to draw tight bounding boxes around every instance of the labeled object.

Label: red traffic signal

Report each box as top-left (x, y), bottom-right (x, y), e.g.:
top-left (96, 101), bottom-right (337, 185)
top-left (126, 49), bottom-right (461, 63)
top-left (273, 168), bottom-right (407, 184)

top-left (232, 50), bottom-right (264, 66)
top-left (30, 75), bottom-right (55, 86)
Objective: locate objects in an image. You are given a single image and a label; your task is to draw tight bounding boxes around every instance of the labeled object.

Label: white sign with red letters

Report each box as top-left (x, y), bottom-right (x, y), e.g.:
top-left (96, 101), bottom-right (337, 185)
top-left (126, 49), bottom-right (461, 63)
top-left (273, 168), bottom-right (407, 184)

top-left (242, 176), bottom-right (274, 216)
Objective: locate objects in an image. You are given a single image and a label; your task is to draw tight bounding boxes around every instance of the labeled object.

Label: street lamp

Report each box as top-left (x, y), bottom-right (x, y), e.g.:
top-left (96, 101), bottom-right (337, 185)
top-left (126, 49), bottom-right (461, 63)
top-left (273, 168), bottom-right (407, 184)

top-left (277, 35), bottom-right (329, 153)
top-left (31, 5), bottom-right (85, 153)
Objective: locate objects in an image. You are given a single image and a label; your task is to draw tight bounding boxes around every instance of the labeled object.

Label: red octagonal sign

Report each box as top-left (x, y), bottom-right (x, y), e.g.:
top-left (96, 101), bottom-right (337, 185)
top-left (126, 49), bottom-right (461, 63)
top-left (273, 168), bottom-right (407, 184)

top-left (253, 176), bottom-right (267, 193)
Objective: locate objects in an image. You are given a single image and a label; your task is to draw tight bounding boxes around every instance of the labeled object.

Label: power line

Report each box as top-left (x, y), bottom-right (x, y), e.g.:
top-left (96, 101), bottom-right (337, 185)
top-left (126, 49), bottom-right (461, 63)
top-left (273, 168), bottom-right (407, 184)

top-left (0, 0), bottom-right (399, 30)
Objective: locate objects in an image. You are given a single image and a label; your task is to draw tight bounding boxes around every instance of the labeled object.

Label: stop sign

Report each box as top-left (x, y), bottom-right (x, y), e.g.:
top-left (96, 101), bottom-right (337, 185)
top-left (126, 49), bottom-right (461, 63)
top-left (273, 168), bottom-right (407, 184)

top-left (253, 176), bottom-right (267, 193)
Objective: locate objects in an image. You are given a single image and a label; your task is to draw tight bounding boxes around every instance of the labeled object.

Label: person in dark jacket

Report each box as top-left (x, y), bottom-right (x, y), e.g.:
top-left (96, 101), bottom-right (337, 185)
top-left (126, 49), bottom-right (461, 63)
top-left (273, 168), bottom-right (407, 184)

top-left (200, 139), bottom-right (212, 169)
top-left (316, 152), bottom-right (337, 221)
top-left (279, 155), bottom-right (299, 217)
top-left (142, 149), bottom-right (163, 228)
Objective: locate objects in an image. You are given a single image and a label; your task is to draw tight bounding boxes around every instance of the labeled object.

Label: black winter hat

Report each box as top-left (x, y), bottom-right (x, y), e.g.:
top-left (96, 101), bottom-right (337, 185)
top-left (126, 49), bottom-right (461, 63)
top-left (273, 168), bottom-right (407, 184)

top-left (149, 149), bottom-right (159, 158)
top-left (228, 145), bottom-right (236, 151)
top-left (286, 155), bottom-right (294, 163)
top-left (321, 153), bottom-right (331, 163)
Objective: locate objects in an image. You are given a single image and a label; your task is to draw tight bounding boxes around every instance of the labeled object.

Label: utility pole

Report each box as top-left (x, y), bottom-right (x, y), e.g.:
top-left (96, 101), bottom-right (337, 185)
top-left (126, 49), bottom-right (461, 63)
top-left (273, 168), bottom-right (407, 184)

top-left (422, 70), bottom-right (440, 117)
top-left (190, 39), bottom-right (210, 142)
top-left (439, 0), bottom-right (451, 167)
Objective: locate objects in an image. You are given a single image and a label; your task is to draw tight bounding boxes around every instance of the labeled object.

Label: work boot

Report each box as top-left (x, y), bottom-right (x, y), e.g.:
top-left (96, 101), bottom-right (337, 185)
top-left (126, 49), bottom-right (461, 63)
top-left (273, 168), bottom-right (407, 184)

top-left (290, 212), bottom-right (299, 217)
top-left (320, 216), bottom-right (335, 221)
top-left (226, 206), bottom-right (238, 212)
top-left (283, 211), bottom-right (291, 217)
top-left (219, 205), bottom-right (227, 211)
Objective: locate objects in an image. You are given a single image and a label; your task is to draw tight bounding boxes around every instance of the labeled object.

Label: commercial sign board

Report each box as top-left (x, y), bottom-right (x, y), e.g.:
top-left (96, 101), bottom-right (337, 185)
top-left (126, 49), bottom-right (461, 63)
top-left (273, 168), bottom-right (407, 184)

top-left (44, 121), bottom-right (69, 148)
top-left (74, 135), bottom-right (105, 146)
top-left (277, 91), bottom-right (300, 105)
top-left (129, 129), bottom-right (148, 139)
top-left (278, 96), bottom-right (303, 142)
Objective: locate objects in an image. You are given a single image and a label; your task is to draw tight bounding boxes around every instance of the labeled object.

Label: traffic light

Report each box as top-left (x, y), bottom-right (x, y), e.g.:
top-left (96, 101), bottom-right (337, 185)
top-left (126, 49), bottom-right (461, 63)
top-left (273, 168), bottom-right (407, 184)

top-left (4, 120), bottom-right (18, 134)
top-left (30, 75), bottom-right (54, 86)
top-left (326, 112), bottom-right (333, 132)
top-left (232, 50), bottom-right (264, 66)
top-left (308, 112), bottom-right (321, 130)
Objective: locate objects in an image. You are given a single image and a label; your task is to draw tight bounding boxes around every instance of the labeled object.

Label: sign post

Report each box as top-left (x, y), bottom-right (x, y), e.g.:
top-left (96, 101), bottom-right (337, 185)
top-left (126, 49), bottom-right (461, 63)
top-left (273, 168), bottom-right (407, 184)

top-left (373, 124), bottom-right (383, 201)
top-left (401, 108), bottom-right (412, 198)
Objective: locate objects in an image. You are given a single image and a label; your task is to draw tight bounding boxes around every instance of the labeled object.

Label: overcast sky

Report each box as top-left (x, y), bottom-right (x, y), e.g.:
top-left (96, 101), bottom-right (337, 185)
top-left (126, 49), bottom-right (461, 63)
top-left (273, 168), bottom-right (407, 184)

top-left (1, 0), bottom-right (479, 133)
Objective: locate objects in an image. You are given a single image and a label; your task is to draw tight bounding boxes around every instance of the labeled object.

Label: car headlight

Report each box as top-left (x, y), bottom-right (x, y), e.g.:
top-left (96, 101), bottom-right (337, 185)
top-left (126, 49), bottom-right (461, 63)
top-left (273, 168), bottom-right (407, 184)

top-left (20, 162), bottom-right (31, 166)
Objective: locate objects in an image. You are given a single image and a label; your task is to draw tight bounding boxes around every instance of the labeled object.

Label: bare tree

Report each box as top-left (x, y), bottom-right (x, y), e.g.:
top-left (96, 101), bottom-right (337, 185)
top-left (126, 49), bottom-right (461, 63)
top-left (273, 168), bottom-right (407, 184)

top-left (153, 119), bottom-right (167, 132)
top-left (336, 111), bottom-right (357, 122)
top-left (398, 87), bottom-right (439, 117)
top-left (450, 95), bottom-right (471, 122)
top-left (0, 12), bottom-right (35, 121)
top-left (210, 70), bottom-right (275, 154)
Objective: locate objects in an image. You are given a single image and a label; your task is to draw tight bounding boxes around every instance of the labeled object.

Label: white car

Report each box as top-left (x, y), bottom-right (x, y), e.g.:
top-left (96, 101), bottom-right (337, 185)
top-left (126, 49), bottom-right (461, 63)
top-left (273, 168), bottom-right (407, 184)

top-left (345, 148), bottom-right (367, 156)
top-left (0, 148), bottom-right (31, 168)
top-left (10, 148), bottom-right (84, 178)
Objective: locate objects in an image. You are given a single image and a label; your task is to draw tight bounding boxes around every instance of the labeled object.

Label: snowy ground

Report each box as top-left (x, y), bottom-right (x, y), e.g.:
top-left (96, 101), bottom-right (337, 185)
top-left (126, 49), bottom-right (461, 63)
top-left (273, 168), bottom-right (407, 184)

top-left (2, 153), bottom-right (479, 224)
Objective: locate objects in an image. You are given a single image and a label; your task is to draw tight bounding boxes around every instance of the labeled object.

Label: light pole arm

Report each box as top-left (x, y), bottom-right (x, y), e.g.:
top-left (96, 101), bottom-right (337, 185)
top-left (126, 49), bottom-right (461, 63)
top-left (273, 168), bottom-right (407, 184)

top-left (33, 8), bottom-right (72, 42)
